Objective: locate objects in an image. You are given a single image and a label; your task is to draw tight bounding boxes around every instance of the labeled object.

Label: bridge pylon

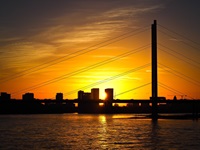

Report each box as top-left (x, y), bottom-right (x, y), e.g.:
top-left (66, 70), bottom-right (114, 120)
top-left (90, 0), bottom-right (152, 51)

top-left (151, 20), bottom-right (158, 120)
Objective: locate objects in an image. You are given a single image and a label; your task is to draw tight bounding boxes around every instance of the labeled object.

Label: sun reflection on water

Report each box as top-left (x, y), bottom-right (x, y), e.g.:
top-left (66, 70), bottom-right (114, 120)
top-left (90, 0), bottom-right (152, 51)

top-left (99, 115), bottom-right (107, 124)
top-left (97, 115), bottom-right (110, 149)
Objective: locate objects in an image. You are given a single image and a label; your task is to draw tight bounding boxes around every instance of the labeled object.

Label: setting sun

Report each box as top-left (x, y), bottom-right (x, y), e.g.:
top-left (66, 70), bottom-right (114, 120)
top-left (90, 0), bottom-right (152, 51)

top-left (100, 91), bottom-right (107, 100)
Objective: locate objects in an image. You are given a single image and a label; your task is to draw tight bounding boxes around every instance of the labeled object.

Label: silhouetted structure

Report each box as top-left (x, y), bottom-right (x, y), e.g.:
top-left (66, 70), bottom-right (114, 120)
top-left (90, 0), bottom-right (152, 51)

top-left (104, 88), bottom-right (113, 113)
top-left (151, 20), bottom-right (158, 120)
top-left (22, 93), bottom-right (34, 101)
top-left (56, 93), bottom-right (63, 101)
top-left (105, 88), bottom-right (114, 100)
top-left (91, 88), bottom-right (99, 100)
top-left (78, 89), bottom-right (101, 113)
top-left (78, 90), bottom-right (91, 100)
top-left (0, 90), bottom-right (199, 117)
top-left (0, 21), bottom-right (199, 118)
top-left (78, 90), bottom-right (84, 100)
top-left (0, 92), bottom-right (11, 101)
top-left (173, 96), bottom-right (177, 100)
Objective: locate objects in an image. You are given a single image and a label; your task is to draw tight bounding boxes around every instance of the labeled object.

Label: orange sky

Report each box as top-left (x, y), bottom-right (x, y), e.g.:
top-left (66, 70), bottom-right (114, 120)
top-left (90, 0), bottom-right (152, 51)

top-left (0, 1), bottom-right (199, 100)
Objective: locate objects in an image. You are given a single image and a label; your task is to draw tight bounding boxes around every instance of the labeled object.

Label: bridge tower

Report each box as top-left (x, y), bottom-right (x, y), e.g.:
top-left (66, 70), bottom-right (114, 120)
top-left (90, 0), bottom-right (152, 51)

top-left (151, 20), bottom-right (158, 120)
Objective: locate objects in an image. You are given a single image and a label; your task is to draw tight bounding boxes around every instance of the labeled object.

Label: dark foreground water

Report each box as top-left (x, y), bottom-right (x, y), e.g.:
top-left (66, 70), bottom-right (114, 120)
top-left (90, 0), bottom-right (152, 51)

top-left (0, 114), bottom-right (200, 150)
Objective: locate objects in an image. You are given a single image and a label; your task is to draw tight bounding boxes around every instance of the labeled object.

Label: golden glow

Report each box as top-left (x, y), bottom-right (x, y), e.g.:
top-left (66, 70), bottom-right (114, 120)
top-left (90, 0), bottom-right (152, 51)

top-left (98, 115), bottom-right (107, 124)
top-left (100, 92), bottom-right (107, 100)
top-left (0, 21), bottom-right (199, 100)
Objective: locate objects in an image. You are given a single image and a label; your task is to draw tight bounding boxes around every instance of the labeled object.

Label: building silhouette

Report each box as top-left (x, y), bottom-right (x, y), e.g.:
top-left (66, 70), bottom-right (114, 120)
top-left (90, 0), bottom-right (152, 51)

top-left (78, 88), bottom-right (102, 113)
top-left (105, 88), bottom-right (113, 100)
top-left (22, 93), bottom-right (34, 101)
top-left (0, 92), bottom-right (11, 101)
top-left (78, 90), bottom-right (91, 100)
top-left (91, 88), bottom-right (99, 100)
top-left (104, 88), bottom-right (113, 113)
top-left (56, 93), bottom-right (63, 101)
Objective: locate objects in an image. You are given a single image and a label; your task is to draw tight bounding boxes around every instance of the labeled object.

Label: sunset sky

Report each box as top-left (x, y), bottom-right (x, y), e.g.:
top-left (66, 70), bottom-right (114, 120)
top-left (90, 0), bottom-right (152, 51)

top-left (0, 0), bottom-right (199, 100)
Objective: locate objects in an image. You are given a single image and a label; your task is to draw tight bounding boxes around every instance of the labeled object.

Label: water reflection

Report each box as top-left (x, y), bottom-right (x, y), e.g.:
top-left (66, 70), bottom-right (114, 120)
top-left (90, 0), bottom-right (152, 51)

top-left (149, 120), bottom-right (160, 149)
top-left (0, 114), bottom-right (200, 149)
top-left (99, 115), bottom-right (107, 124)
top-left (97, 115), bottom-right (109, 149)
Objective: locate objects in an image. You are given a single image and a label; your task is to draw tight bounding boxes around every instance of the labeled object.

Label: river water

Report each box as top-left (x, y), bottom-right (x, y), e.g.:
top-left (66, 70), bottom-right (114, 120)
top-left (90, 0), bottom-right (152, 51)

top-left (0, 114), bottom-right (199, 150)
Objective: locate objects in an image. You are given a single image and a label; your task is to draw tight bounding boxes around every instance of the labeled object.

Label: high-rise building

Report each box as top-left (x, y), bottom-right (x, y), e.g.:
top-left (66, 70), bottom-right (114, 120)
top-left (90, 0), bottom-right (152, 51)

top-left (22, 93), bottom-right (34, 101)
top-left (91, 88), bottom-right (99, 100)
top-left (78, 90), bottom-right (84, 100)
top-left (77, 89), bottom-right (101, 113)
top-left (56, 93), bottom-right (63, 101)
top-left (105, 88), bottom-right (114, 100)
top-left (104, 88), bottom-right (113, 113)
top-left (83, 93), bottom-right (91, 100)
top-left (78, 90), bottom-right (91, 100)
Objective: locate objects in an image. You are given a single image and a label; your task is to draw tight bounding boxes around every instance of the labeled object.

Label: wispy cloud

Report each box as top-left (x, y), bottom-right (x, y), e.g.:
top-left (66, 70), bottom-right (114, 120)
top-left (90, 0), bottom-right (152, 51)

top-left (31, 2), bottom-right (164, 46)
top-left (169, 38), bottom-right (182, 42)
top-left (0, 37), bottom-right (22, 42)
top-left (0, 0), bottom-right (165, 84)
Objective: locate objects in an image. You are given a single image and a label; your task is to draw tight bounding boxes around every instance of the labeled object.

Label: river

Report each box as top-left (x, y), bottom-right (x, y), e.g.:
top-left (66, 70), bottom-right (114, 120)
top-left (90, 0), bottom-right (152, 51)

top-left (0, 114), bottom-right (199, 150)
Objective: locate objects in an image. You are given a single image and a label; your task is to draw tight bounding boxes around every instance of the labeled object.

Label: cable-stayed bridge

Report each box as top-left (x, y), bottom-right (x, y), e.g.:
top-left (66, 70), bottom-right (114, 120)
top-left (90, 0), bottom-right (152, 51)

top-left (1, 21), bottom-right (199, 99)
top-left (0, 20), bottom-right (200, 118)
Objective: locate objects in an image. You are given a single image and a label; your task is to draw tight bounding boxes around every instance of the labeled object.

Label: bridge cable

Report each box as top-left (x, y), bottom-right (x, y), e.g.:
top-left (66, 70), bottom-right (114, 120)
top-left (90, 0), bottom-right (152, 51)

top-left (158, 82), bottom-right (194, 99)
top-left (114, 82), bottom-right (151, 97)
top-left (158, 44), bottom-right (200, 65)
top-left (0, 26), bottom-right (149, 83)
top-left (158, 24), bottom-right (200, 48)
top-left (158, 63), bottom-right (200, 87)
top-left (62, 64), bottom-right (151, 97)
top-left (159, 47), bottom-right (200, 70)
top-left (11, 45), bottom-right (150, 95)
